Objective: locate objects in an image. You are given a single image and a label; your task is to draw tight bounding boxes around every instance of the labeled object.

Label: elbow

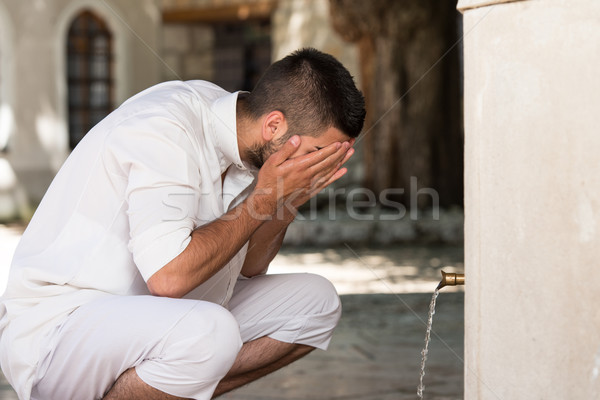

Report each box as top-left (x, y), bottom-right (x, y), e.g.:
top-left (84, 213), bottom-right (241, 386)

top-left (147, 271), bottom-right (187, 298)
top-left (241, 265), bottom-right (269, 278)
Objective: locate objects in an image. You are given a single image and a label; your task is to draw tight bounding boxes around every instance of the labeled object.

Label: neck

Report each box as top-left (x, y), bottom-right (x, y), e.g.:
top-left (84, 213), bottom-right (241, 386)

top-left (236, 95), bottom-right (258, 163)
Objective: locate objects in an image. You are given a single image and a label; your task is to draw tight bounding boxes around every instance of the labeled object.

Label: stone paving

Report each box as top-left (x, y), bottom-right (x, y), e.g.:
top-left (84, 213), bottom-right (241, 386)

top-left (0, 225), bottom-right (464, 399)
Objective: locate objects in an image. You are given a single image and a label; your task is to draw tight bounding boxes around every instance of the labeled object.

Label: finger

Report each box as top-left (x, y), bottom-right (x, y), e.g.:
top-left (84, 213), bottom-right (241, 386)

top-left (306, 142), bottom-right (349, 176)
top-left (309, 150), bottom-right (348, 191)
top-left (339, 146), bottom-right (355, 166)
top-left (322, 167), bottom-right (348, 188)
top-left (268, 135), bottom-right (301, 166)
top-left (311, 165), bottom-right (341, 191)
top-left (306, 166), bottom-right (348, 199)
top-left (292, 142), bottom-right (342, 169)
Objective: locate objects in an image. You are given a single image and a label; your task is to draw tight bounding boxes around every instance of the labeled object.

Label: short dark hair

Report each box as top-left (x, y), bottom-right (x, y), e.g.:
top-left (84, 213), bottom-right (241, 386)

top-left (245, 48), bottom-right (366, 138)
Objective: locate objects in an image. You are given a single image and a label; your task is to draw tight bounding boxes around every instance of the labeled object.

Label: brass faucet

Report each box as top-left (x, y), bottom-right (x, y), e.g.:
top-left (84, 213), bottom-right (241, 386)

top-left (436, 270), bottom-right (465, 290)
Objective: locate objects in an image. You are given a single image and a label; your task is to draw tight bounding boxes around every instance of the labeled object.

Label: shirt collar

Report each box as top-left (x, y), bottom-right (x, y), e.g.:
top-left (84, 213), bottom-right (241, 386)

top-left (209, 90), bottom-right (250, 172)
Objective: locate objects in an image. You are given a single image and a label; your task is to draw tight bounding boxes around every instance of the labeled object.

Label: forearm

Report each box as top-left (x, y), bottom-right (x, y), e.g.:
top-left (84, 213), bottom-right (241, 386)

top-left (147, 193), bottom-right (273, 297)
top-left (147, 137), bottom-right (351, 297)
top-left (241, 207), bottom-right (296, 277)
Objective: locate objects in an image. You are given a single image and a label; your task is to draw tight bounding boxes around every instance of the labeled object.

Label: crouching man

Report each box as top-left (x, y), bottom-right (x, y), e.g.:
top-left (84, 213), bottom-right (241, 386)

top-left (0, 48), bottom-right (365, 400)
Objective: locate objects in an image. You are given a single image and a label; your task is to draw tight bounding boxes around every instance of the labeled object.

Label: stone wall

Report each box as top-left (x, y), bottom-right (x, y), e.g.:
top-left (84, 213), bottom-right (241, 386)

top-left (283, 207), bottom-right (464, 247)
top-left (0, 0), bottom-right (162, 220)
top-left (162, 23), bottom-right (215, 81)
top-left (271, 0), bottom-right (360, 88)
top-left (461, 0), bottom-right (600, 398)
top-left (160, 0), bottom-right (274, 83)
top-left (162, 0), bottom-right (254, 7)
top-left (160, 0), bottom-right (361, 91)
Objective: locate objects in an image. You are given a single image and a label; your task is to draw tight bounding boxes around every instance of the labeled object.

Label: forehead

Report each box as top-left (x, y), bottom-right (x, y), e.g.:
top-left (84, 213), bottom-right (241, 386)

top-left (303, 127), bottom-right (350, 147)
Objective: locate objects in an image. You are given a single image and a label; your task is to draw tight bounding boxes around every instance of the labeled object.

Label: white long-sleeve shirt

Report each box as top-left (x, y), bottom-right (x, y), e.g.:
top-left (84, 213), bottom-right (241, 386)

top-left (0, 80), bottom-right (256, 399)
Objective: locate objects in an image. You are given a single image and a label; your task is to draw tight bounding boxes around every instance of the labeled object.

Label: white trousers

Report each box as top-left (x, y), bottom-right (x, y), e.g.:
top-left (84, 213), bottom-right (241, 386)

top-left (30, 273), bottom-right (341, 400)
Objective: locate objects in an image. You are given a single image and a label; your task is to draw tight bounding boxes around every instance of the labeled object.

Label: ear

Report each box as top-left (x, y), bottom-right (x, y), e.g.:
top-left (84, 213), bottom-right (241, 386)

top-left (261, 111), bottom-right (288, 142)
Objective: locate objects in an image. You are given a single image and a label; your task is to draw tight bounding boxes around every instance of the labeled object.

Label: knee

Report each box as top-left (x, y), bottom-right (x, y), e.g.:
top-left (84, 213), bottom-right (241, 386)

top-left (285, 274), bottom-right (342, 349)
top-left (132, 301), bottom-right (242, 398)
top-left (172, 303), bottom-right (242, 377)
top-left (298, 274), bottom-right (342, 326)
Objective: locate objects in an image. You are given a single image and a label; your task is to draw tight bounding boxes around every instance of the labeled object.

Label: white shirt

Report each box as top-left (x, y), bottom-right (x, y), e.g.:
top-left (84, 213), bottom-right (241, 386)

top-left (0, 81), bottom-right (257, 399)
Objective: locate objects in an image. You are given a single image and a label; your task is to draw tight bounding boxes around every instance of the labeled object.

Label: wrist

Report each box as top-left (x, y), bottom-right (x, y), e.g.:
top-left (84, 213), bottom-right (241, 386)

top-left (245, 190), bottom-right (278, 222)
top-left (274, 204), bottom-right (297, 225)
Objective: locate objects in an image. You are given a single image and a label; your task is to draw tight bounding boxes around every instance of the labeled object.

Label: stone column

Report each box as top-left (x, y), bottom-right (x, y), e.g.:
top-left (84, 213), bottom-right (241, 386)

top-left (460, 0), bottom-right (600, 398)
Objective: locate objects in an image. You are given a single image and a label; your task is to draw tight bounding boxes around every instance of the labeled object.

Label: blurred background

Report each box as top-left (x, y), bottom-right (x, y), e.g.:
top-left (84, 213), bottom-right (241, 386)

top-left (0, 0), bottom-right (464, 233)
top-left (0, 0), bottom-right (465, 398)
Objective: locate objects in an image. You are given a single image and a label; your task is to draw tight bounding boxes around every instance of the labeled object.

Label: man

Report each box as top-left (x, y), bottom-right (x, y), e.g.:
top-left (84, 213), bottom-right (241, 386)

top-left (0, 48), bottom-right (365, 400)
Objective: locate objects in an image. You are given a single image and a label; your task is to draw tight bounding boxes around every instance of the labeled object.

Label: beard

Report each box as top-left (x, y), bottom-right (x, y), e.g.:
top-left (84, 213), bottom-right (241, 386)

top-left (245, 136), bottom-right (286, 169)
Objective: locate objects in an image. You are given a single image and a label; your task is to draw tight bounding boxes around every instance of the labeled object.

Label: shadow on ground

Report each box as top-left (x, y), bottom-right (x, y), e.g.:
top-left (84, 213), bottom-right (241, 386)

top-left (222, 292), bottom-right (464, 400)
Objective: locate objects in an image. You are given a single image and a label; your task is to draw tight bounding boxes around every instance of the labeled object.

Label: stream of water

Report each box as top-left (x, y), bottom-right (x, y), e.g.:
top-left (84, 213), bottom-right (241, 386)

top-left (417, 288), bottom-right (440, 399)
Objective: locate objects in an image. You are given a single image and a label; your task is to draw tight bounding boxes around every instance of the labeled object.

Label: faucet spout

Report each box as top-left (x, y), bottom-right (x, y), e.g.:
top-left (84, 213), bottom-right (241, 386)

top-left (436, 270), bottom-right (465, 290)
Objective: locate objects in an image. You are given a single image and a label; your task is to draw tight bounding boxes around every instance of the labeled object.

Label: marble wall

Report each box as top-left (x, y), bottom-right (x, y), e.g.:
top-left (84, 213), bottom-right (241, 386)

top-left (460, 0), bottom-right (600, 398)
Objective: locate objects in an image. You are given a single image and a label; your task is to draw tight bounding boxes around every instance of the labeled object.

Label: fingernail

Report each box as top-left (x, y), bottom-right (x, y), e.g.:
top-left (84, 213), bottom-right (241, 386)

top-left (343, 142), bottom-right (350, 149)
top-left (335, 142), bottom-right (342, 149)
top-left (290, 136), bottom-right (300, 146)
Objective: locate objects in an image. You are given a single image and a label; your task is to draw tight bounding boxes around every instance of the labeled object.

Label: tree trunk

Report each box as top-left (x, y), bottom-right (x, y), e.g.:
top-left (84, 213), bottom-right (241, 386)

top-left (329, 0), bottom-right (463, 208)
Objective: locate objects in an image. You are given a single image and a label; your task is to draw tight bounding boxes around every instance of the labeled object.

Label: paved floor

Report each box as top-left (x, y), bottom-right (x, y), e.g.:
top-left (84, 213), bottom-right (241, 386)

top-left (0, 224), bottom-right (464, 400)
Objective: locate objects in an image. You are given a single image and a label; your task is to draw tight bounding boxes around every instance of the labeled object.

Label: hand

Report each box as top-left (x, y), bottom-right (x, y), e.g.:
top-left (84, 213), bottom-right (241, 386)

top-left (250, 135), bottom-right (353, 216)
